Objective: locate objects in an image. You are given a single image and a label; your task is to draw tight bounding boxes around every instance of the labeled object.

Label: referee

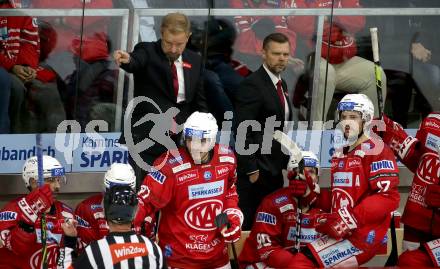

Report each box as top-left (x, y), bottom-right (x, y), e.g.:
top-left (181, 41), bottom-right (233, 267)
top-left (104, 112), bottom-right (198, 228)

top-left (61, 185), bottom-right (166, 268)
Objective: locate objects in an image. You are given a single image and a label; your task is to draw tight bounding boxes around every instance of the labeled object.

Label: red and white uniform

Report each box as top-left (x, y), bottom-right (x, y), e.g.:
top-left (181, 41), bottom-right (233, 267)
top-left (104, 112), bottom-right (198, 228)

top-left (74, 193), bottom-right (108, 249)
top-left (137, 144), bottom-right (239, 269)
top-left (0, 198), bottom-right (74, 269)
top-left (288, 0), bottom-right (365, 64)
top-left (0, 0), bottom-right (39, 70)
top-left (398, 113), bottom-right (440, 237)
top-left (380, 113), bottom-right (440, 266)
top-left (230, 0), bottom-right (297, 56)
top-left (307, 139), bottom-right (400, 267)
top-left (239, 187), bottom-right (323, 269)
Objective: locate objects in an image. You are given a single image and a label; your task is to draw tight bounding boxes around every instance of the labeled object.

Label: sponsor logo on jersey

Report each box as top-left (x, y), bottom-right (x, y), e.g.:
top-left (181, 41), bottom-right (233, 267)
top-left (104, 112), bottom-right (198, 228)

top-left (333, 172), bottom-right (353, 187)
top-left (76, 215), bottom-right (90, 228)
top-left (274, 195), bottom-right (288, 205)
top-left (164, 244), bottom-right (173, 257)
top-left (219, 145), bottom-right (233, 154)
top-left (30, 245), bottom-right (58, 269)
top-left (426, 133), bottom-right (440, 152)
top-left (188, 180), bottom-right (224, 200)
top-left (338, 161), bottom-right (344, 168)
top-left (91, 204), bottom-right (103, 210)
top-left (177, 169), bottom-right (199, 185)
top-left (172, 162), bottom-right (191, 174)
top-left (279, 204), bottom-right (294, 213)
top-left (149, 169), bottom-right (166, 184)
top-left (366, 230), bottom-right (375, 244)
top-left (215, 165), bottom-right (229, 178)
top-left (370, 160), bottom-right (395, 173)
top-left (381, 234), bottom-right (388, 245)
top-left (110, 243), bottom-right (147, 264)
top-left (416, 153), bottom-right (440, 184)
top-left (288, 227), bottom-right (320, 243)
top-left (347, 158), bottom-right (361, 168)
top-left (302, 218), bottom-right (310, 225)
top-left (185, 238), bottom-right (221, 253)
top-left (426, 120), bottom-right (440, 129)
top-left (184, 199), bottom-right (223, 231)
top-left (321, 242), bottom-right (361, 267)
top-left (93, 212), bottom-right (105, 219)
top-left (219, 156), bottom-right (235, 164)
top-left (0, 211), bottom-right (17, 221)
top-left (203, 171), bottom-right (212, 180)
top-left (256, 212), bottom-right (276, 225)
top-left (168, 155), bottom-right (183, 164)
top-left (332, 188), bottom-right (354, 209)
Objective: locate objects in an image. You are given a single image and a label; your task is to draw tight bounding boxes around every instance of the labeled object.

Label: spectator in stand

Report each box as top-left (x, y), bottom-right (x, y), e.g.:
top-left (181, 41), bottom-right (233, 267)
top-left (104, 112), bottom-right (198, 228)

top-left (32, 0), bottom-right (115, 129)
top-left (0, 67), bottom-right (11, 133)
top-left (288, 0), bottom-right (387, 122)
top-left (0, 0), bottom-right (65, 133)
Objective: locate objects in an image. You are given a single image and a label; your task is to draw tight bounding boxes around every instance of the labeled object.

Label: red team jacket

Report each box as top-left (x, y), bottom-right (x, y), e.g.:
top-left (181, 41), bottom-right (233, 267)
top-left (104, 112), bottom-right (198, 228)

top-left (239, 187), bottom-right (324, 268)
top-left (288, 0), bottom-right (365, 64)
top-left (74, 193), bottom-right (109, 249)
top-left (399, 113), bottom-right (440, 237)
top-left (137, 144), bottom-right (240, 269)
top-left (309, 138), bottom-right (400, 266)
top-left (0, 0), bottom-right (39, 70)
top-left (0, 198), bottom-right (74, 269)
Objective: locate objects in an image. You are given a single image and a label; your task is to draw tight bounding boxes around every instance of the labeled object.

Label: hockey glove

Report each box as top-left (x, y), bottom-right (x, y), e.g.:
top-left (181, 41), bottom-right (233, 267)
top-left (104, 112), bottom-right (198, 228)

top-left (133, 199), bottom-right (156, 239)
top-left (316, 206), bottom-right (358, 240)
top-left (287, 174), bottom-right (307, 197)
top-left (219, 208), bottom-right (243, 243)
top-left (374, 115), bottom-right (418, 159)
top-left (426, 184), bottom-right (440, 209)
top-left (302, 170), bottom-right (320, 206)
top-left (17, 184), bottom-right (53, 225)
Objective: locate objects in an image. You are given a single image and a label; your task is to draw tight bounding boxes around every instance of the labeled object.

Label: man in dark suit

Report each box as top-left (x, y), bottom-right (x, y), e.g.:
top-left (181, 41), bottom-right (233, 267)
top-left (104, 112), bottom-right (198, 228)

top-left (114, 13), bottom-right (207, 187)
top-left (234, 33), bottom-right (294, 230)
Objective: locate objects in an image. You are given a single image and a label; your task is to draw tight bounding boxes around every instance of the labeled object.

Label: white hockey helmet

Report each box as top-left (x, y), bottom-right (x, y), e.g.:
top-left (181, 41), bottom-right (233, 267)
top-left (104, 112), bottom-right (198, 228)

top-left (336, 94), bottom-right (374, 125)
top-left (183, 111), bottom-right (218, 140)
top-left (302, 151), bottom-right (320, 174)
top-left (287, 151), bottom-right (303, 172)
top-left (104, 163), bottom-right (136, 191)
top-left (22, 155), bottom-right (66, 188)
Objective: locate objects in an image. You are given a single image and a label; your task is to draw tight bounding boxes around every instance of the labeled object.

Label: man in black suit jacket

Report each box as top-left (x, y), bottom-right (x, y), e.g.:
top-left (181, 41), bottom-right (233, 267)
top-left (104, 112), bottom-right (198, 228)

top-left (234, 33), bottom-right (293, 229)
top-left (114, 13), bottom-right (207, 187)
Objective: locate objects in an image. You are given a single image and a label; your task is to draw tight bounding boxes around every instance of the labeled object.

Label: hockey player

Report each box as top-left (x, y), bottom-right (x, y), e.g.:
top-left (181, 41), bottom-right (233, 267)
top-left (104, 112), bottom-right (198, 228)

top-left (62, 185), bottom-right (166, 268)
top-left (376, 113), bottom-right (440, 267)
top-left (74, 162), bottom-right (136, 249)
top-left (0, 155), bottom-right (74, 269)
top-left (134, 111), bottom-right (243, 269)
top-left (304, 94), bottom-right (400, 267)
top-left (238, 151), bottom-right (325, 269)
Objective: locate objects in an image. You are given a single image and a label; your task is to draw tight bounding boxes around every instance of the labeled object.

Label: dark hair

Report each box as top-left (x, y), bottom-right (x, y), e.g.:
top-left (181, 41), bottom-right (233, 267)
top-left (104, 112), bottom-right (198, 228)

top-left (262, 32), bottom-right (290, 50)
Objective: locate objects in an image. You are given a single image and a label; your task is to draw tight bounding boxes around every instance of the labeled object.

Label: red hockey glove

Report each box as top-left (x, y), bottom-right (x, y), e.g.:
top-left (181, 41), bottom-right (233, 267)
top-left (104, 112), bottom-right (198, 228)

top-left (302, 171), bottom-right (320, 206)
top-left (288, 178), bottom-right (307, 197)
top-left (426, 184), bottom-right (440, 209)
top-left (220, 208), bottom-right (243, 243)
top-left (18, 184), bottom-right (53, 225)
top-left (316, 206), bottom-right (358, 240)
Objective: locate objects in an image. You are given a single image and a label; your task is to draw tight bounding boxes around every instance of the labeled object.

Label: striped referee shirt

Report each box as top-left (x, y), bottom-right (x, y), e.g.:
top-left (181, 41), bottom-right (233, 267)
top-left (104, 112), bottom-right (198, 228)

top-left (64, 231), bottom-right (166, 269)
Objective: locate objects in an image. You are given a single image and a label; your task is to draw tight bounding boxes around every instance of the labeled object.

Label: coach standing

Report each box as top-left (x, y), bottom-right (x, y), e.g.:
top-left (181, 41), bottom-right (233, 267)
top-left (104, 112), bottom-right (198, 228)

top-left (114, 13), bottom-right (207, 186)
top-left (234, 33), bottom-right (293, 230)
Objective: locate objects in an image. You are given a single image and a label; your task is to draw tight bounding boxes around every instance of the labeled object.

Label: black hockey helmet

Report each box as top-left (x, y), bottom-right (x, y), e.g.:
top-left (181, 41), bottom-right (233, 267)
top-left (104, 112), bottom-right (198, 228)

top-left (104, 185), bottom-right (138, 224)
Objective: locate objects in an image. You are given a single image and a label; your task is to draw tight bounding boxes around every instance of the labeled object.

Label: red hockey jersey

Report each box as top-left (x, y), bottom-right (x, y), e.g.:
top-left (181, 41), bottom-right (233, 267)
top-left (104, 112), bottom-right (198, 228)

top-left (239, 186), bottom-right (323, 268)
top-left (399, 112), bottom-right (440, 236)
top-left (327, 139), bottom-right (400, 251)
top-left (136, 144), bottom-right (240, 269)
top-left (74, 193), bottom-right (108, 249)
top-left (0, 198), bottom-right (74, 269)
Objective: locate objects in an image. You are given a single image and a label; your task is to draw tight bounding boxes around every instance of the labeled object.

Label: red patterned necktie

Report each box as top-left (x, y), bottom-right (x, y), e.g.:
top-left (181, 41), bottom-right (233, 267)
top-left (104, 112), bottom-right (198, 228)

top-left (171, 61), bottom-right (179, 98)
top-left (276, 80), bottom-right (285, 109)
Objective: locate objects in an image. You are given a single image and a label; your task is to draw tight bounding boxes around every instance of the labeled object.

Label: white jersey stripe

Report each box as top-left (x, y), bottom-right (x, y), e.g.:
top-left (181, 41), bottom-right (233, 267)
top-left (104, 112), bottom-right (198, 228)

top-left (130, 234), bottom-right (144, 268)
top-left (114, 236), bottom-right (129, 269)
top-left (86, 245), bottom-right (99, 269)
top-left (98, 238), bottom-right (113, 269)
